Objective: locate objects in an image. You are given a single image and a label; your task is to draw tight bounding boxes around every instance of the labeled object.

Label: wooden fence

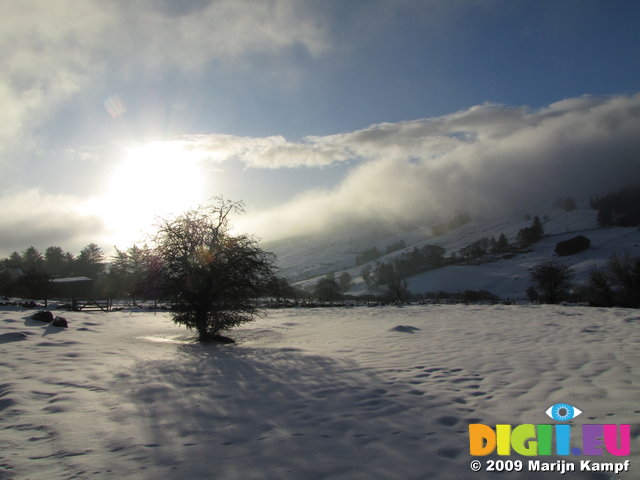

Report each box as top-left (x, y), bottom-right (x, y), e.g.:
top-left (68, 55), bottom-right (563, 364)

top-left (71, 298), bottom-right (111, 312)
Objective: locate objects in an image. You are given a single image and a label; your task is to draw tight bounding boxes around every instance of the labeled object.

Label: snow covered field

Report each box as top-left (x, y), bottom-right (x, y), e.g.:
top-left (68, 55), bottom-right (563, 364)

top-left (1, 305), bottom-right (639, 479)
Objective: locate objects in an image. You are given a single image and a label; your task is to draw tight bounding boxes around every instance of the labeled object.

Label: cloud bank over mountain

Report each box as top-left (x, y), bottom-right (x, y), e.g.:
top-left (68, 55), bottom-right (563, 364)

top-left (191, 94), bottom-right (640, 240)
top-left (2, 93), bottom-right (638, 254)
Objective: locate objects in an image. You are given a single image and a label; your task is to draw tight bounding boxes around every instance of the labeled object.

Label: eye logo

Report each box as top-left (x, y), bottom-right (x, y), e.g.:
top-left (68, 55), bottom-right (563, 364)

top-left (545, 403), bottom-right (582, 421)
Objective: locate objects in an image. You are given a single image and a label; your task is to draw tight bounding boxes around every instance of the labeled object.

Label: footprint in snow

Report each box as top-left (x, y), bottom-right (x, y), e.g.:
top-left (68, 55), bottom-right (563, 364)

top-left (436, 416), bottom-right (459, 427)
top-left (436, 446), bottom-right (461, 459)
top-left (390, 325), bottom-right (421, 333)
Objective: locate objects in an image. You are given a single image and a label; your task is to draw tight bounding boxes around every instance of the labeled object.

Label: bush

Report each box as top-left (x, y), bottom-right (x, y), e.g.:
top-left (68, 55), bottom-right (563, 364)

top-left (155, 199), bottom-right (276, 342)
top-left (607, 253), bottom-right (640, 307)
top-left (554, 235), bottom-right (591, 256)
top-left (530, 261), bottom-right (572, 304)
top-left (585, 267), bottom-right (614, 307)
top-left (314, 278), bottom-right (342, 301)
top-left (572, 254), bottom-right (640, 307)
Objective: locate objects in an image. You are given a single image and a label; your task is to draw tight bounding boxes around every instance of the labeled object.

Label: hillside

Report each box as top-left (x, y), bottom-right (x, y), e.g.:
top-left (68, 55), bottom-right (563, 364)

top-left (266, 207), bottom-right (640, 300)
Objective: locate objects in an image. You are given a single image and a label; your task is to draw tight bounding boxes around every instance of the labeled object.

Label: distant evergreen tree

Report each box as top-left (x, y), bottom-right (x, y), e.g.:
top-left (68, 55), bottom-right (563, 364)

top-left (517, 216), bottom-right (544, 247)
top-left (22, 246), bottom-right (45, 273)
top-left (7, 252), bottom-right (23, 269)
top-left (108, 245), bottom-right (158, 302)
top-left (44, 246), bottom-right (72, 277)
top-left (75, 243), bottom-right (105, 278)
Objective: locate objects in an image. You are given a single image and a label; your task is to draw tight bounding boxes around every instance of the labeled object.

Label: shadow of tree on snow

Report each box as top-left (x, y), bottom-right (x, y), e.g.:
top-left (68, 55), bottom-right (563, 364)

top-left (110, 344), bottom-right (608, 480)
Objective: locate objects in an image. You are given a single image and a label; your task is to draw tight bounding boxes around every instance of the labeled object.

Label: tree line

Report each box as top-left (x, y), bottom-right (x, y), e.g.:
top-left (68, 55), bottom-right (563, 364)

top-left (1, 199), bottom-right (295, 342)
top-left (0, 243), bottom-right (106, 301)
top-left (528, 253), bottom-right (640, 308)
top-left (590, 185), bottom-right (640, 227)
top-left (354, 216), bottom-right (545, 302)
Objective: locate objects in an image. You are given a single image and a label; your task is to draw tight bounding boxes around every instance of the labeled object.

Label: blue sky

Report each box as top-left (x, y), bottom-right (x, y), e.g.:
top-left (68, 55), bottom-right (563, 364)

top-left (1, 0), bottom-right (640, 256)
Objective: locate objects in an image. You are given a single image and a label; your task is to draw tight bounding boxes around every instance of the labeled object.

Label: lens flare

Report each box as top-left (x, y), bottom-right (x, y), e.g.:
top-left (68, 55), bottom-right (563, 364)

top-left (104, 94), bottom-right (127, 118)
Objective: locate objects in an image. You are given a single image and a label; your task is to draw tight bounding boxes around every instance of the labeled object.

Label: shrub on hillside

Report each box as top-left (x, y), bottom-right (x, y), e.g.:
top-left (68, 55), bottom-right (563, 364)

top-left (555, 235), bottom-right (591, 256)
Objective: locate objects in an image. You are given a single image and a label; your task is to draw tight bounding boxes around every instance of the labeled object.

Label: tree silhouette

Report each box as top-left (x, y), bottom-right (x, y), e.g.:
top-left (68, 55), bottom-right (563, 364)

top-left (530, 261), bottom-right (572, 304)
top-left (607, 253), bottom-right (640, 307)
top-left (22, 246), bottom-right (45, 273)
top-left (314, 277), bottom-right (342, 301)
top-left (517, 216), bottom-right (544, 247)
top-left (75, 243), bottom-right (105, 278)
top-left (154, 198), bottom-right (276, 342)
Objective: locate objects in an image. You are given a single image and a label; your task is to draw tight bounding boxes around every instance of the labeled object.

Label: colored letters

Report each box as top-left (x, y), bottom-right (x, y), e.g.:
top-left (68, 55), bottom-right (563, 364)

top-left (469, 423), bottom-right (631, 456)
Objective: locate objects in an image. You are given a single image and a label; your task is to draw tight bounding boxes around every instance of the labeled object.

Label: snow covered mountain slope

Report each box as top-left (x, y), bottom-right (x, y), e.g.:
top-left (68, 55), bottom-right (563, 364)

top-left (264, 221), bottom-right (432, 282)
top-left (266, 207), bottom-right (640, 299)
top-left (406, 209), bottom-right (640, 299)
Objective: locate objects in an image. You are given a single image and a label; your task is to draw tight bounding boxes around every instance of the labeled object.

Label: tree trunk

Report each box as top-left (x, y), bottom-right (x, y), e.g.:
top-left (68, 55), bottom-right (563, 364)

top-left (195, 309), bottom-right (210, 341)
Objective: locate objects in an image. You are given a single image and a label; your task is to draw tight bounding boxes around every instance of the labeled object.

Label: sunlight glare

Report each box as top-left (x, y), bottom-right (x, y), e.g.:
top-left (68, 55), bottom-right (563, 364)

top-left (97, 141), bottom-right (207, 247)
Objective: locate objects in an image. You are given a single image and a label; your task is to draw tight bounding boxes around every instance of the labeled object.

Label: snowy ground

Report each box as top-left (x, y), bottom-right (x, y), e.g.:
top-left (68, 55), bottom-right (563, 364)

top-left (1, 305), bottom-right (640, 479)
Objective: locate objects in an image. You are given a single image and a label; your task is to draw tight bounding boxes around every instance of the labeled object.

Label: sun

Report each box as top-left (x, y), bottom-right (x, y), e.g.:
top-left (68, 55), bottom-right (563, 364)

top-left (95, 141), bottom-right (207, 247)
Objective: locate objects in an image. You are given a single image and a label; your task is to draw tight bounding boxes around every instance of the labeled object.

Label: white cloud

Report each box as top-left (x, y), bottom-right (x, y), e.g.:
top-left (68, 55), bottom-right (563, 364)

top-left (3, 94), bottom-right (639, 252)
top-left (224, 94), bottom-right (640, 240)
top-left (181, 134), bottom-right (354, 168)
top-left (0, 0), bottom-right (330, 156)
top-left (127, 0), bottom-right (329, 69)
top-left (0, 189), bottom-right (106, 256)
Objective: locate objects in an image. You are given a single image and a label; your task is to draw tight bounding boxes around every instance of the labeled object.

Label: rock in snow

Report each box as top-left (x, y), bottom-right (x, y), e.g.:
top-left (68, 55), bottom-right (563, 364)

top-left (31, 310), bottom-right (54, 323)
top-left (51, 316), bottom-right (68, 328)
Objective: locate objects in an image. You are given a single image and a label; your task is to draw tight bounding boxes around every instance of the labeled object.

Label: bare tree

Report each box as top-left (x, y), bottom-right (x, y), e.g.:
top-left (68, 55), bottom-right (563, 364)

top-left (154, 198), bottom-right (276, 342)
top-left (607, 253), bottom-right (640, 307)
top-left (530, 261), bottom-right (572, 304)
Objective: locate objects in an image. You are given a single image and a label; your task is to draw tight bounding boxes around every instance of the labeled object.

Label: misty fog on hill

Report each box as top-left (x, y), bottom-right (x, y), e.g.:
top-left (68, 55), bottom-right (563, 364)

top-left (232, 94), bottom-right (640, 241)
